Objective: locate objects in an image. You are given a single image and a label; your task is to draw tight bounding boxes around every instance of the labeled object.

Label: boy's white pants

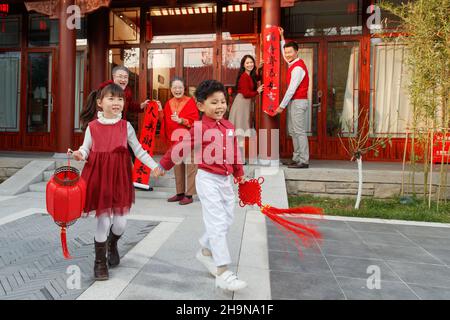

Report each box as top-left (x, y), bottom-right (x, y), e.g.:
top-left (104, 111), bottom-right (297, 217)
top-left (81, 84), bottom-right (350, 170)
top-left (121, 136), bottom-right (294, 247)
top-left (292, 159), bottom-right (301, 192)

top-left (195, 169), bottom-right (235, 267)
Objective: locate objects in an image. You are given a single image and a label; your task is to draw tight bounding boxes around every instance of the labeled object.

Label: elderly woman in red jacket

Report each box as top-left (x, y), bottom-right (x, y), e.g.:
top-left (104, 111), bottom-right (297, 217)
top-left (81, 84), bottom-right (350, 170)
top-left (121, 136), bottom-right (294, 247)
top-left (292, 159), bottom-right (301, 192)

top-left (159, 77), bottom-right (200, 205)
top-left (228, 55), bottom-right (263, 161)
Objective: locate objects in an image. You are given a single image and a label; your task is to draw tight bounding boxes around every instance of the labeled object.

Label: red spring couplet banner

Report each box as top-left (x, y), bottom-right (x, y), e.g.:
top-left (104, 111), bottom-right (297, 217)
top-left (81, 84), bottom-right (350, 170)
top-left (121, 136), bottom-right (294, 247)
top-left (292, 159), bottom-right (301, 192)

top-left (433, 133), bottom-right (450, 164)
top-left (132, 101), bottom-right (159, 189)
top-left (262, 25), bottom-right (281, 117)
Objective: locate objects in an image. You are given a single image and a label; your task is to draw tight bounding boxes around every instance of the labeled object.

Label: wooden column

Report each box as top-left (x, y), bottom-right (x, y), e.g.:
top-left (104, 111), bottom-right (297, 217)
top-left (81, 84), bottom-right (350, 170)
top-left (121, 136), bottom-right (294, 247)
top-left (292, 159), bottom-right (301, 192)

top-left (56, 0), bottom-right (76, 153)
top-left (260, 0), bottom-right (281, 162)
top-left (87, 7), bottom-right (108, 91)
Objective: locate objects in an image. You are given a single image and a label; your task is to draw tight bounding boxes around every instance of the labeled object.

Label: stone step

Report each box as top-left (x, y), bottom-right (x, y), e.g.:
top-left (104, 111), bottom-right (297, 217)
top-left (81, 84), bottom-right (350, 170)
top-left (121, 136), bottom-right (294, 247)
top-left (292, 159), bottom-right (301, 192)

top-left (148, 177), bottom-right (176, 188)
top-left (135, 187), bottom-right (200, 201)
top-left (28, 181), bottom-right (178, 197)
top-left (44, 170), bottom-right (175, 186)
top-left (135, 187), bottom-right (177, 200)
top-left (43, 171), bottom-right (53, 182)
top-left (28, 182), bottom-right (47, 193)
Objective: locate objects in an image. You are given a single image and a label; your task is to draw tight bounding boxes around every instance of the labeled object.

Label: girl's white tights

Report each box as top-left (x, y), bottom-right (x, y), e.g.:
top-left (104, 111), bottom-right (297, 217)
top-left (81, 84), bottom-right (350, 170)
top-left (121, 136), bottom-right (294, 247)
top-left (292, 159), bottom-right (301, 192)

top-left (95, 215), bottom-right (127, 243)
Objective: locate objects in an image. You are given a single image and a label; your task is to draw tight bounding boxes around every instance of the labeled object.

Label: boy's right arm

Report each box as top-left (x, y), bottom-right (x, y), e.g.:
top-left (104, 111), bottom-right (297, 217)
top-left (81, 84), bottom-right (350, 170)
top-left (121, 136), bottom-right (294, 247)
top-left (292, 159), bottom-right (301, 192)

top-left (159, 125), bottom-right (198, 172)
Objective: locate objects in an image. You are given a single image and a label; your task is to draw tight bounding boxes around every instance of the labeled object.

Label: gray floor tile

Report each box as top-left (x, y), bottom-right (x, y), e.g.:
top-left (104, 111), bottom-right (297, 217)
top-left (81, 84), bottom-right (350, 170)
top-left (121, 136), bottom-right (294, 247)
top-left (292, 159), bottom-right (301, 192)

top-left (367, 244), bottom-right (443, 264)
top-left (267, 234), bottom-right (321, 254)
top-left (270, 271), bottom-right (345, 300)
top-left (408, 284), bottom-right (450, 300)
top-left (356, 231), bottom-right (415, 247)
top-left (387, 261), bottom-right (450, 288)
top-left (320, 240), bottom-right (380, 259)
top-left (119, 260), bottom-right (230, 300)
top-left (0, 213), bottom-right (157, 300)
top-left (403, 235), bottom-right (450, 250)
top-left (269, 250), bottom-right (332, 275)
top-left (327, 256), bottom-right (400, 281)
top-left (394, 225), bottom-right (450, 239)
top-left (315, 227), bottom-right (361, 243)
top-left (422, 248), bottom-right (450, 266)
top-left (305, 219), bottom-right (351, 230)
top-left (336, 277), bottom-right (418, 300)
top-left (347, 221), bottom-right (398, 233)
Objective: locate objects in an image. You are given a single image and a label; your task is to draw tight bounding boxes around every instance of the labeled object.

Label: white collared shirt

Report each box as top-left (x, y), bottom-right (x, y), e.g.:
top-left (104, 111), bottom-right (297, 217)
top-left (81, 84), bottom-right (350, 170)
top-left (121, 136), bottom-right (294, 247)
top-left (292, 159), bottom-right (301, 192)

top-left (280, 40), bottom-right (307, 108)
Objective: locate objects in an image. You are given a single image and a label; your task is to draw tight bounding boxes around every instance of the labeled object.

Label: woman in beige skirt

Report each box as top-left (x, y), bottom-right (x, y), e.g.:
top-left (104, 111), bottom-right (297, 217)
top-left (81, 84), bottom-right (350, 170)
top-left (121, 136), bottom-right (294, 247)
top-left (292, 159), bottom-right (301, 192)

top-left (228, 55), bottom-right (263, 162)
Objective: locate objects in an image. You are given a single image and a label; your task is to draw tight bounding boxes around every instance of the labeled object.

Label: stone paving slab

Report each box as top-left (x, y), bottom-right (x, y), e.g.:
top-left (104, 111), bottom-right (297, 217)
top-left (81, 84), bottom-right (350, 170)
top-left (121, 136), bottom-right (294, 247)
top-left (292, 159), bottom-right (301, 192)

top-left (0, 212), bottom-right (158, 300)
top-left (268, 217), bottom-right (450, 300)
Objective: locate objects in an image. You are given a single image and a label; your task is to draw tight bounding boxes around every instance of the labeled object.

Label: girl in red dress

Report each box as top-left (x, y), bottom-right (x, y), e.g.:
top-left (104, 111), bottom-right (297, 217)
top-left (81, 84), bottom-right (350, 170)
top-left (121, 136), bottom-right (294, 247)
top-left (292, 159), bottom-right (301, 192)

top-left (71, 83), bottom-right (162, 281)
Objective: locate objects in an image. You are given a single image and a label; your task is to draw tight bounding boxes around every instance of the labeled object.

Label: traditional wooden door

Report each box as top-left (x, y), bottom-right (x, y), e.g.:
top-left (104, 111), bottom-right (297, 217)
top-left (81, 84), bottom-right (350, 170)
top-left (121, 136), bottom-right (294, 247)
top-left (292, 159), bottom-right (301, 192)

top-left (280, 37), bottom-right (362, 160)
top-left (22, 48), bottom-right (57, 151)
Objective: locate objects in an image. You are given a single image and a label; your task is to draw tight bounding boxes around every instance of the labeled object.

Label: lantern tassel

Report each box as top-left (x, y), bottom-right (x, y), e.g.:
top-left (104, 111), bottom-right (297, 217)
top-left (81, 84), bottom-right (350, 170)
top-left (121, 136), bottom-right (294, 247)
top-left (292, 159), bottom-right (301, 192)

top-left (260, 204), bottom-right (323, 255)
top-left (61, 227), bottom-right (72, 259)
top-left (261, 204), bottom-right (323, 240)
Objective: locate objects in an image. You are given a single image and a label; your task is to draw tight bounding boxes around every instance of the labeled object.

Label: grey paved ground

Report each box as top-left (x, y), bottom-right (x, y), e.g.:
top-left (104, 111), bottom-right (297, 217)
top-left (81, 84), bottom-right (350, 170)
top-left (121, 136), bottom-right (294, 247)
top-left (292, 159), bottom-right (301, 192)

top-left (267, 218), bottom-right (450, 300)
top-left (2, 159), bottom-right (450, 300)
top-left (0, 213), bottom-right (158, 300)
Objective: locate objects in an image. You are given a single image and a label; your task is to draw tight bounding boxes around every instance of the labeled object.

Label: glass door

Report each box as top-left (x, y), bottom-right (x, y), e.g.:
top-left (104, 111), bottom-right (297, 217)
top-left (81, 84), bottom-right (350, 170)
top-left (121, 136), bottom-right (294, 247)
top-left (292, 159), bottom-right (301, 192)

top-left (325, 41), bottom-right (359, 138)
top-left (183, 46), bottom-right (214, 97)
top-left (280, 41), bottom-right (322, 158)
top-left (23, 49), bottom-right (56, 150)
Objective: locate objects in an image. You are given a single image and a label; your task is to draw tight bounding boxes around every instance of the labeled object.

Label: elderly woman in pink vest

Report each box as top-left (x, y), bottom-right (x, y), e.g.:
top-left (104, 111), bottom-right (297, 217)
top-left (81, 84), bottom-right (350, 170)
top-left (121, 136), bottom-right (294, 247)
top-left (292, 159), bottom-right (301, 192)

top-left (274, 27), bottom-right (310, 169)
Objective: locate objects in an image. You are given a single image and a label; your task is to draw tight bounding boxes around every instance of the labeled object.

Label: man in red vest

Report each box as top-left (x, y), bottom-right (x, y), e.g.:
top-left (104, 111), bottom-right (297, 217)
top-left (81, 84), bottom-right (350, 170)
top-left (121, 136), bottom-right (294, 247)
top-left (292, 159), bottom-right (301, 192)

top-left (274, 28), bottom-right (310, 169)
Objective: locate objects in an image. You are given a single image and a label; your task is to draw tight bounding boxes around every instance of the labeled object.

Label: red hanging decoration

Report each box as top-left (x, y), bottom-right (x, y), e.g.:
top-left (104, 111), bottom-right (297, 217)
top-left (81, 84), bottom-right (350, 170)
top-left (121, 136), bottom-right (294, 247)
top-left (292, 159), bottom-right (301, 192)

top-left (236, 177), bottom-right (323, 252)
top-left (0, 3), bottom-right (8, 33)
top-left (132, 100), bottom-right (159, 189)
top-left (46, 159), bottom-right (86, 259)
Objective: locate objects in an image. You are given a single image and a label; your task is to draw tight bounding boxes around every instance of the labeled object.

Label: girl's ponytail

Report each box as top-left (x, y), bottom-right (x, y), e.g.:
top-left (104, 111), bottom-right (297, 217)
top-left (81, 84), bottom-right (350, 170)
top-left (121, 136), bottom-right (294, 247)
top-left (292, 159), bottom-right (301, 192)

top-left (80, 90), bottom-right (99, 131)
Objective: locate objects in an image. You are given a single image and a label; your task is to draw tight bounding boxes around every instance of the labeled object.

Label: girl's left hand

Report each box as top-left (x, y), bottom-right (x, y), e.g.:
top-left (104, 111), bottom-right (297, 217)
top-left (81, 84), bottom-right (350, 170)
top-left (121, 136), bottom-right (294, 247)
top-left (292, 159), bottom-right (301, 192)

top-left (72, 150), bottom-right (84, 161)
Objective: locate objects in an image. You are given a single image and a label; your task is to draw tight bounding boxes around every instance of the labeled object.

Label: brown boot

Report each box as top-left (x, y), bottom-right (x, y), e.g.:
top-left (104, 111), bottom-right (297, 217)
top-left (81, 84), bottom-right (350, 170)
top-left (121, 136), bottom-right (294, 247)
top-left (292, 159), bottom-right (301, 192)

top-left (94, 240), bottom-right (109, 280)
top-left (107, 227), bottom-right (122, 268)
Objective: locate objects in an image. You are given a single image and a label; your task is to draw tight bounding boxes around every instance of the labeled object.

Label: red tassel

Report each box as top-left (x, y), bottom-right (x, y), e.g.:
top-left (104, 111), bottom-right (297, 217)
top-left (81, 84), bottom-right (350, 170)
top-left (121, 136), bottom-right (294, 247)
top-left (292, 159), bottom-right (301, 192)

top-left (266, 205), bottom-right (324, 215)
top-left (235, 177), bottom-right (324, 254)
top-left (261, 205), bottom-right (323, 254)
top-left (61, 227), bottom-right (72, 259)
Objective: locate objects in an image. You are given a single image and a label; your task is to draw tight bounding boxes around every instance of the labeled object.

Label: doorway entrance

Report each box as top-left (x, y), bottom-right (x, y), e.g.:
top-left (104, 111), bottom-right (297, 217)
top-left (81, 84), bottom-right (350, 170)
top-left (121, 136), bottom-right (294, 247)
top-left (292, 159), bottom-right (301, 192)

top-left (280, 37), bottom-right (361, 159)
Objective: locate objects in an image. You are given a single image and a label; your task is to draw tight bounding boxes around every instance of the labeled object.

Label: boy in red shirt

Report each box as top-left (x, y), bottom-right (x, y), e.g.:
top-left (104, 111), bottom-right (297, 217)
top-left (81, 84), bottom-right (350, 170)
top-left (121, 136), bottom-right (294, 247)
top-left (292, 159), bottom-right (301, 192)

top-left (156, 80), bottom-right (247, 291)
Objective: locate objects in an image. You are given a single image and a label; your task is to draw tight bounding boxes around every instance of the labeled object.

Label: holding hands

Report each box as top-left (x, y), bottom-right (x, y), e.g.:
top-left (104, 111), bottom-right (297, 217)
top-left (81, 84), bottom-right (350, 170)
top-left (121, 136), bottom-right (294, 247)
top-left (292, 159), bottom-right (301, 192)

top-left (152, 165), bottom-right (166, 178)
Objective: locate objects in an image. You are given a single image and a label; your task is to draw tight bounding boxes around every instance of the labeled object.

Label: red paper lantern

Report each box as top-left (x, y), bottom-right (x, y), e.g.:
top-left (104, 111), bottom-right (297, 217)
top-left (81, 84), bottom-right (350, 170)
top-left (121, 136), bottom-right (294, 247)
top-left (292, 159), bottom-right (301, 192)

top-left (46, 165), bottom-right (86, 259)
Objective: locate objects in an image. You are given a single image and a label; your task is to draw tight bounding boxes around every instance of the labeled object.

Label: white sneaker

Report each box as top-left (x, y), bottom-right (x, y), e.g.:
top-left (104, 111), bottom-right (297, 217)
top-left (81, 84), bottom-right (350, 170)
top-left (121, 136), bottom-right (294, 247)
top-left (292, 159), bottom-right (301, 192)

top-left (215, 271), bottom-right (247, 291)
top-left (196, 250), bottom-right (217, 276)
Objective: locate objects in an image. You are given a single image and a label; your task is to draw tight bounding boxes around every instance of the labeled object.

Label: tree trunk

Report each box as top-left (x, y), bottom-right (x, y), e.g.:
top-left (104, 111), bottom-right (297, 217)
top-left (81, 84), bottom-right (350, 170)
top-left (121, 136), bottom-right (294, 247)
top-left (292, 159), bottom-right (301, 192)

top-left (355, 155), bottom-right (363, 210)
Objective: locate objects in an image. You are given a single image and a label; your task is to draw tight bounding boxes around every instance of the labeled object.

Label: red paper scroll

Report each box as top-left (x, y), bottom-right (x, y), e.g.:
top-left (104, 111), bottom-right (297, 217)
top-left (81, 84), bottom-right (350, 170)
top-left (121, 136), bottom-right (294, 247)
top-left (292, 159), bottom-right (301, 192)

top-left (262, 26), bottom-right (281, 116)
top-left (433, 133), bottom-right (450, 164)
top-left (132, 101), bottom-right (159, 189)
